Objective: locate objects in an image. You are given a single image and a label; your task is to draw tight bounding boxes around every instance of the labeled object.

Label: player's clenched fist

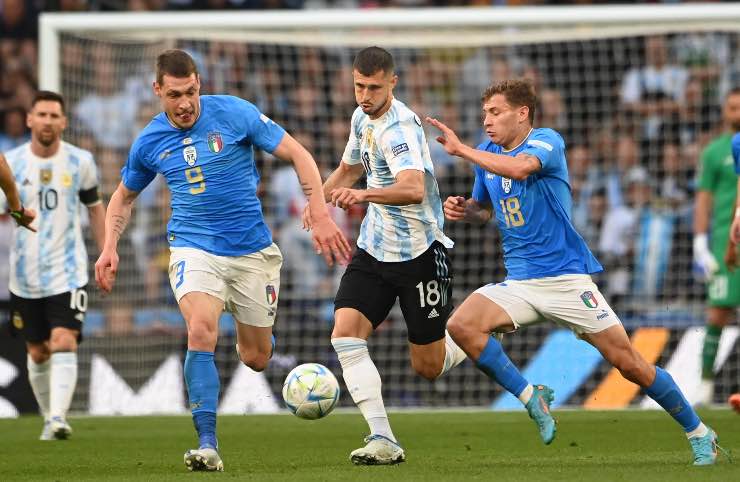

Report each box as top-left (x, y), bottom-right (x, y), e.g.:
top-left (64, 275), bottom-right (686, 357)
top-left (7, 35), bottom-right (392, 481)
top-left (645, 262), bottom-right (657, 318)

top-left (444, 195), bottom-right (467, 221)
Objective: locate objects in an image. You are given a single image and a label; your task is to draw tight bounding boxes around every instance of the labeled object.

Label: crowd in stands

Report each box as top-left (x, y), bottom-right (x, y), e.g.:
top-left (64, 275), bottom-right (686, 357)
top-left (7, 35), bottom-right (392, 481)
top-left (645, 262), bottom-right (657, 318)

top-left (3, 2), bottom-right (740, 333)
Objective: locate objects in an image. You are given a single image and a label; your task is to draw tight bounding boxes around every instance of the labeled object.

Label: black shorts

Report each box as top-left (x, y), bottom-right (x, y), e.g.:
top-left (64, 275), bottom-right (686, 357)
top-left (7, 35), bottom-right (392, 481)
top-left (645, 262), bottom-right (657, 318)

top-left (9, 287), bottom-right (88, 343)
top-left (335, 241), bottom-right (453, 345)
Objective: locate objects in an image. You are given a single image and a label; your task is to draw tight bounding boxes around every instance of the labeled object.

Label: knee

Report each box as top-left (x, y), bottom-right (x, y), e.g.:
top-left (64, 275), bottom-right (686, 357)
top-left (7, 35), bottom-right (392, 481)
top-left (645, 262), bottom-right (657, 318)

top-left (615, 353), bottom-right (649, 385)
top-left (239, 350), bottom-right (269, 372)
top-left (27, 343), bottom-right (50, 364)
top-left (49, 329), bottom-right (78, 352)
top-left (447, 313), bottom-right (474, 344)
top-left (187, 319), bottom-right (218, 348)
top-left (412, 362), bottom-right (442, 382)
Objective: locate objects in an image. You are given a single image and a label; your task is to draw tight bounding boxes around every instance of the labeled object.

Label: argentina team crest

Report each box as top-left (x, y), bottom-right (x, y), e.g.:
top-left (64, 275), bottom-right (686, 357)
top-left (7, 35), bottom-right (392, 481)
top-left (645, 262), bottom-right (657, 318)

top-left (207, 132), bottom-right (223, 153)
top-left (580, 291), bottom-right (598, 308)
top-left (40, 168), bottom-right (53, 185)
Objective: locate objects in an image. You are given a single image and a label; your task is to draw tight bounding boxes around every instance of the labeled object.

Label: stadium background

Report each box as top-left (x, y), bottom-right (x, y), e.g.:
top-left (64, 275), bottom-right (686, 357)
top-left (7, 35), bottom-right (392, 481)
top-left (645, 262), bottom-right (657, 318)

top-left (0, 2), bottom-right (739, 416)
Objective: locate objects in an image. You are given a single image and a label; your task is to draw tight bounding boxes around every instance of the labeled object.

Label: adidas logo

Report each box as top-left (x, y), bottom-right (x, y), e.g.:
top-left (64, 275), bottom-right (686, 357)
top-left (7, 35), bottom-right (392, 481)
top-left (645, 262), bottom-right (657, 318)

top-left (427, 308), bottom-right (439, 319)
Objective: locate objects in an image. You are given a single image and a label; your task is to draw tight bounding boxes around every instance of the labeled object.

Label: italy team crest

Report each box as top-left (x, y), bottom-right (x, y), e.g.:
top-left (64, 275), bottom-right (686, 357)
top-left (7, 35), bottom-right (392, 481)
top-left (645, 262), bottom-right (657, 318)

top-left (266, 285), bottom-right (277, 305)
top-left (580, 291), bottom-right (598, 308)
top-left (207, 132), bottom-right (223, 153)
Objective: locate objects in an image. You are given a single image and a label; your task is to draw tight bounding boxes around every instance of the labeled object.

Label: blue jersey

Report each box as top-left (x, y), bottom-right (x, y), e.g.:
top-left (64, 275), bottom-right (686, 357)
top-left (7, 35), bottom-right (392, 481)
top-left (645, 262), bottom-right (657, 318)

top-left (733, 132), bottom-right (740, 174)
top-left (122, 95), bottom-right (286, 256)
top-left (471, 128), bottom-right (602, 280)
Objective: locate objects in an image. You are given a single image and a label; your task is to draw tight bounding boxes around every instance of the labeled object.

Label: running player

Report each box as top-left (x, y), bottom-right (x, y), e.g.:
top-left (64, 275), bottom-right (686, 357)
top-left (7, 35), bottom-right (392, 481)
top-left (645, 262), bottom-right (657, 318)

top-left (94, 49), bottom-right (351, 472)
top-left (427, 79), bottom-right (725, 466)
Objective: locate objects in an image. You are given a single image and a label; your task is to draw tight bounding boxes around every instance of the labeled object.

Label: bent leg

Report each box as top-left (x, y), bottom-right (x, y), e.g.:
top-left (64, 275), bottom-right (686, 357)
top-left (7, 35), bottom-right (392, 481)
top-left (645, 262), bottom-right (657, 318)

top-left (583, 324), bottom-right (702, 433)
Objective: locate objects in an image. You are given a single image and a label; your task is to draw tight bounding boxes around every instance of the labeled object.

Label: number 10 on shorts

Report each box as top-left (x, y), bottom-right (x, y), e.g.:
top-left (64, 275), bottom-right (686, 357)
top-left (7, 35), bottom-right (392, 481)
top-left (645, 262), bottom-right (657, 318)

top-left (416, 281), bottom-right (440, 307)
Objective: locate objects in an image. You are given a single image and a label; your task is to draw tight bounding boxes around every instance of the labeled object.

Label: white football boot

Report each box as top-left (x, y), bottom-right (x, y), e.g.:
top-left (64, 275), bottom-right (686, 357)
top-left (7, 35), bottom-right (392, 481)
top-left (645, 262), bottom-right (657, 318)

top-left (50, 416), bottom-right (72, 440)
top-left (350, 435), bottom-right (405, 465)
top-left (184, 447), bottom-right (224, 472)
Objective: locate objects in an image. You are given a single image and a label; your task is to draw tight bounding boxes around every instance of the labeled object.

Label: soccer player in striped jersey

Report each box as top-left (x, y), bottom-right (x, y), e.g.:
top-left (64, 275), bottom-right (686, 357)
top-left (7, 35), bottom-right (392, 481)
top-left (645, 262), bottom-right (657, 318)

top-left (306, 47), bottom-right (465, 465)
top-left (94, 49), bottom-right (350, 473)
top-left (693, 89), bottom-right (740, 406)
top-left (2, 91), bottom-right (105, 441)
top-left (428, 79), bottom-right (725, 465)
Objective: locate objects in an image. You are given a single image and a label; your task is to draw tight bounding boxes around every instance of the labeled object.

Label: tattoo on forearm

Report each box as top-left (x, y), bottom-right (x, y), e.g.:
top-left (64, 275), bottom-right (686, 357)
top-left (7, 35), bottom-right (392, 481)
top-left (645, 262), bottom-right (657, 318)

top-left (300, 181), bottom-right (313, 197)
top-left (112, 215), bottom-right (128, 239)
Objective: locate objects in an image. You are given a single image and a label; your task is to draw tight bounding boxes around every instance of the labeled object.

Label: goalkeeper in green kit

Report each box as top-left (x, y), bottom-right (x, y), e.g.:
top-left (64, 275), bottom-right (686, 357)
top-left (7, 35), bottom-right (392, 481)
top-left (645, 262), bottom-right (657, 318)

top-left (693, 87), bottom-right (740, 406)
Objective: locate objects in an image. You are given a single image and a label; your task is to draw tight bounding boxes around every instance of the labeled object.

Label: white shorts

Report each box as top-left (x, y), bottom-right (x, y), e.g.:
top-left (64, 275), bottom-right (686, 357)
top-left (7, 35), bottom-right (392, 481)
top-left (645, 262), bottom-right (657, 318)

top-left (474, 274), bottom-right (621, 335)
top-left (168, 244), bottom-right (283, 327)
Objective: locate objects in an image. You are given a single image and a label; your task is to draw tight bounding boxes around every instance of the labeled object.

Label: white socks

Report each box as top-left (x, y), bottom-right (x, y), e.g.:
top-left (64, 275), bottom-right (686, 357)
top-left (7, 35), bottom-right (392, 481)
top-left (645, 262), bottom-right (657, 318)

top-left (518, 384), bottom-right (534, 406)
top-left (27, 355), bottom-right (51, 419)
top-left (332, 337), bottom-right (396, 443)
top-left (49, 352), bottom-right (78, 420)
top-left (438, 331), bottom-right (467, 378)
top-left (686, 422), bottom-right (709, 439)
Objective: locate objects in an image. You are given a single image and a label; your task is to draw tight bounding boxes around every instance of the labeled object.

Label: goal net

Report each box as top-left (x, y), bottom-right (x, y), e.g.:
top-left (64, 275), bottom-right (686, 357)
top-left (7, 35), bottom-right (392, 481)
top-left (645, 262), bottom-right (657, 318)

top-left (38, 5), bottom-right (740, 414)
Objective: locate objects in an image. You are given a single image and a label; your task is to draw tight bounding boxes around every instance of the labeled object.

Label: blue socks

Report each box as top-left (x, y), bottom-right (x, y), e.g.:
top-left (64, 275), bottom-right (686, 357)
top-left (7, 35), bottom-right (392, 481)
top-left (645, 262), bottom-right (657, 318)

top-left (184, 350), bottom-right (220, 449)
top-left (474, 336), bottom-right (529, 397)
top-left (645, 366), bottom-right (700, 432)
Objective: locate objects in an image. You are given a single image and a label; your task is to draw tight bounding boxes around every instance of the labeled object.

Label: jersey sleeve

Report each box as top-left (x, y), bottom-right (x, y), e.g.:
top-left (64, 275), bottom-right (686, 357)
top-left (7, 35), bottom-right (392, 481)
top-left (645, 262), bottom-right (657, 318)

top-left (471, 165), bottom-right (490, 204)
top-left (240, 100), bottom-right (286, 154)
top-left (341, 109), bottom-right (362, 165)
top-left (521, 130), bottom-right (564, 175)
top-left (696, 144), bottom-right (716, 191)
top-left (121, 139), bottom-right (157, 192)
top-left (79, 153), bottom-right (102, 206)
top-left (379, 119), bottom-right (425, 177)
top-left (732, 133), bottom-right (740, 175)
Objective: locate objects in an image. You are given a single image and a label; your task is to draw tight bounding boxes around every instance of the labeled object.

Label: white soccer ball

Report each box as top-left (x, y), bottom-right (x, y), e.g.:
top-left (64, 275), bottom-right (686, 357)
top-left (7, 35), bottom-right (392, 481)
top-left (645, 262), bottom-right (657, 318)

top-left (282, 363), bottom-right (340, 420)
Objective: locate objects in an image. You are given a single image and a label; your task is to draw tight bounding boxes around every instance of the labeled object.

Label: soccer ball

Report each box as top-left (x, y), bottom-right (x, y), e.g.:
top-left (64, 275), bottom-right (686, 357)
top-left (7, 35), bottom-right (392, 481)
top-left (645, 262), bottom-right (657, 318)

top-left (282, 363), bottom-right (340, 420)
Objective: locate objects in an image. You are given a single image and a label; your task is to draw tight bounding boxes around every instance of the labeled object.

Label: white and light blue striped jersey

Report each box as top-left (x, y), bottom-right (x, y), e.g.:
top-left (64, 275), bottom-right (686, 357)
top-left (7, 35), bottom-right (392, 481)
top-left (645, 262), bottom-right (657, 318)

top-left (342, 98), bottom-right (453, 262)
top-left (2, 142), bottom-right (100, 298)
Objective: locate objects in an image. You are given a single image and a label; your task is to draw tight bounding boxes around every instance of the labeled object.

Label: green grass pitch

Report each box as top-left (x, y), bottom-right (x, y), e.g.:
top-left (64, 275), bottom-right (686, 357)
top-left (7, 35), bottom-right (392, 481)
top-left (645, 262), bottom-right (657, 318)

top-left (0, 409), bottom-right (737, 481)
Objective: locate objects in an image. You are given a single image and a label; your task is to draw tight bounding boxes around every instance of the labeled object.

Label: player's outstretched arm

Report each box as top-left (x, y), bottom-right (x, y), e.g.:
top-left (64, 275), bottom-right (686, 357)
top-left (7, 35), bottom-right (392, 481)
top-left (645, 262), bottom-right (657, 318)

top-left (87, 202), bottom-right (107, 254)
top-left (332, 169), bottom-right (424, 209)
top-left (272, 133), bottom-right (352, 266)
top-left (0, 153), bottom-right (36, 232)
top-left (95, 182), bottom-right (139, 293)
top-left (425, 117), bottom-right (540, 180)
top-left (444, 196), bottom-right (492, 225)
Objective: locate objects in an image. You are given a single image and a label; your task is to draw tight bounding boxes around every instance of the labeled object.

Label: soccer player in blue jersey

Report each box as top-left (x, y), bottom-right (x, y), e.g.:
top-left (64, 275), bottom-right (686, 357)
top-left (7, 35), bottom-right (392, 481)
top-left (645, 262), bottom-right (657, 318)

top-left (305, 47), bottom-right (465, 465)
top-left (94, 50), bottom-right (351, 472)
top-left (427, 79), bottom-right (725, 466)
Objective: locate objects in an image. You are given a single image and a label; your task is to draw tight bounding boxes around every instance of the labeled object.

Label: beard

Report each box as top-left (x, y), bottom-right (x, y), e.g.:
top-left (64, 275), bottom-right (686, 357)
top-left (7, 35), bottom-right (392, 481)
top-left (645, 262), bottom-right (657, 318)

top-left (37, 132), bottom-right (57, 147)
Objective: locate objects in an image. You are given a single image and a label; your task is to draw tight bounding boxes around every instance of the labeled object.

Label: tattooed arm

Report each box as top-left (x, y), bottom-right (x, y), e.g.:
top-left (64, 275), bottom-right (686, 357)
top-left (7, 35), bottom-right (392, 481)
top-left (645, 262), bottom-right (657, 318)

top-left (94, 182), bottom-right (139, 293)
top-left (272, 133), bottom-right (351, 266)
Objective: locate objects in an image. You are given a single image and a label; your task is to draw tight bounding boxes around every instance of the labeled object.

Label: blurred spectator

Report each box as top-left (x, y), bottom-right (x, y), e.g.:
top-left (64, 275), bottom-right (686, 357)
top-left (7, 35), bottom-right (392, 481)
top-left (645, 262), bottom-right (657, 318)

top-left (620, 36), bottom-right (688, 144)
top-left (604, 134), bottom-right (639, 208)
top-left (568, 143), bottom-right (601, 233)
top-left (599, 166), bottom-right (651, 310)
top-left (0, 107), bottom-right (30, 152)
top-left (1, 0), bottom-right (38, 40)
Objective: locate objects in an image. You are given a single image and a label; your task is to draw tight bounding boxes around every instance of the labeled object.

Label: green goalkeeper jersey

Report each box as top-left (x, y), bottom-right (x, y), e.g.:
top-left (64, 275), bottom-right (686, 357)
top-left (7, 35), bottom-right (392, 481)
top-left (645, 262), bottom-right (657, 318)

top-left (697, 132), bottom-right (737, 257)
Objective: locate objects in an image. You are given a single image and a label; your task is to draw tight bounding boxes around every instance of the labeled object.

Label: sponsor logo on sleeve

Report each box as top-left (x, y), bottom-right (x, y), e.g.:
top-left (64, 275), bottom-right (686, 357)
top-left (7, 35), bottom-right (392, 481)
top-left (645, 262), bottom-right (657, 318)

top-left (391, 143), bottom-right (409, 157)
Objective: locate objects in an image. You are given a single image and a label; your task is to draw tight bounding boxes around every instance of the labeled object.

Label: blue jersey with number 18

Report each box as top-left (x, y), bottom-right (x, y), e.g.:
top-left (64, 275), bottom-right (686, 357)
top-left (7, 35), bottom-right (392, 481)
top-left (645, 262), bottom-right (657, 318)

top-left (471, 128), bottom-right (602, 280)
top-left (122, 95), bottom-right (286, 256)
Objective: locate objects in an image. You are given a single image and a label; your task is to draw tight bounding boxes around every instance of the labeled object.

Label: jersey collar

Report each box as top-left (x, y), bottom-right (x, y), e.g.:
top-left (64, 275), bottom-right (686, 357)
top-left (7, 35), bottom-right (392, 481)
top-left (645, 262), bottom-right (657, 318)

top-left (502, 128), bottom-right (534, 153)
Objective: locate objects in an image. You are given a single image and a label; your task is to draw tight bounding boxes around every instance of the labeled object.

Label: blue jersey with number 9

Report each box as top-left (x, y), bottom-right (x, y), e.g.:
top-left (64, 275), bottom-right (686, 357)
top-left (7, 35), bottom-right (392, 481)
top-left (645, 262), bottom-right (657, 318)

top-left (471, 128), bottom-right (602, 280)
top-left (122, 95), bottom-right (286, 256)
